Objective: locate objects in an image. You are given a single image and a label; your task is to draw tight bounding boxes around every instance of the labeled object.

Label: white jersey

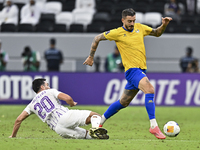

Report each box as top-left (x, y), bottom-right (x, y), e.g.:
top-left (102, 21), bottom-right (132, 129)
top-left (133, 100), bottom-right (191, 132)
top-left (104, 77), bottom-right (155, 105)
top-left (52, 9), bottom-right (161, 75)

top-left (24, 89), bottom-right (69, 130)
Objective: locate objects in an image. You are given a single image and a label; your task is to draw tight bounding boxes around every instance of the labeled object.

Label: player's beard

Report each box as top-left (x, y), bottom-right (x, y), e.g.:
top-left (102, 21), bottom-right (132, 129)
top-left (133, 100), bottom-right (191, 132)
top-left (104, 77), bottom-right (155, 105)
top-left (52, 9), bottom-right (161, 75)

top-left (125, 24), bottom-right (134, 32)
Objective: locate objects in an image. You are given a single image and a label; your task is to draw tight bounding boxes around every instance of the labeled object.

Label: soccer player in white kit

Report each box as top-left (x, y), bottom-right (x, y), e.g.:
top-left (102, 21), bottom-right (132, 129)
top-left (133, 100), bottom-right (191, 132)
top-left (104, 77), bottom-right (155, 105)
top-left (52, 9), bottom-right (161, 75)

top-left (9, 78), bottom-right (109, 139)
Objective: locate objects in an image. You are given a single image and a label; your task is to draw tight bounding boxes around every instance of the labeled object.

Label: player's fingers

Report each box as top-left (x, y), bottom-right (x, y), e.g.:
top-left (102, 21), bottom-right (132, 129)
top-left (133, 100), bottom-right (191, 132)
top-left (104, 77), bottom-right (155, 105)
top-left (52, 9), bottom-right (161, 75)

top-left (85, 62), bottom-right (92, 66)
top-left (83, 60), bottom-right (88, 65)
top-left (165, 17), bottom-right (172, 21)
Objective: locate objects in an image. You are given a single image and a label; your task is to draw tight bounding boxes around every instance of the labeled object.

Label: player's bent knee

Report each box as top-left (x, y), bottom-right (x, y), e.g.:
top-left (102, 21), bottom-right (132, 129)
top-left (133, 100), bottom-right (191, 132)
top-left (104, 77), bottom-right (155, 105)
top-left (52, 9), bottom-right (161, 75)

top-left (148, 86), bottom-right (155, 94)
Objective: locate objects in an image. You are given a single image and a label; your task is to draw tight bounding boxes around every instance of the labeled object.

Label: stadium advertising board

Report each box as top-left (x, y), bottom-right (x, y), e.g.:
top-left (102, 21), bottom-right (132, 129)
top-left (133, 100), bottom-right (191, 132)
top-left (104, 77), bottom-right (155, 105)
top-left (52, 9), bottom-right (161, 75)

top-left (0, 72), bottom-right (199, 106)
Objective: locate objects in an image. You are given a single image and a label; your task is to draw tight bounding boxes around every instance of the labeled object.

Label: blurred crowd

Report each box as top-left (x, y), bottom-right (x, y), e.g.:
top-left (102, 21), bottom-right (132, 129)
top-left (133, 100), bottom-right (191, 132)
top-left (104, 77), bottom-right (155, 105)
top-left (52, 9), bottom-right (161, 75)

top-left (0, 38), bottom-right (64, 72)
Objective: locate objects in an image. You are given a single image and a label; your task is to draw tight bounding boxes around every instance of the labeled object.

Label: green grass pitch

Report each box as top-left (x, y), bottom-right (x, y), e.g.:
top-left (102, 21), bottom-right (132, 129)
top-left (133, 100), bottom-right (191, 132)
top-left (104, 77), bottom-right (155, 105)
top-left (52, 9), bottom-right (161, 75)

top-left (0, 105), bottom-right (200, 150)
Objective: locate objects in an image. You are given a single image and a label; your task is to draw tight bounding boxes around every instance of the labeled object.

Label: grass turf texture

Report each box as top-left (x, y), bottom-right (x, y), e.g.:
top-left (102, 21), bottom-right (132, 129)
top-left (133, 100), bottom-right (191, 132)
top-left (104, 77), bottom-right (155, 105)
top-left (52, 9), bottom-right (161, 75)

top-left (0, 105), bottom-right (200, 150)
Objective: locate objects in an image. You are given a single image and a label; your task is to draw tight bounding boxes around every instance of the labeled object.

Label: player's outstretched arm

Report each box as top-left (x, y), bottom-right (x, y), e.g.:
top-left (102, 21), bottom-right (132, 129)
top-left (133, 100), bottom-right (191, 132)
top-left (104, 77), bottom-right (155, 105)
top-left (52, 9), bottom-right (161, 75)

top-left (58, 93), bottom-right (77, 107)
top-left (9, 111), bottom-right (29, 138)
top-left (149, 17), bottom-right (172, 37)
top-left (83, 33), bottom-right (107, 66)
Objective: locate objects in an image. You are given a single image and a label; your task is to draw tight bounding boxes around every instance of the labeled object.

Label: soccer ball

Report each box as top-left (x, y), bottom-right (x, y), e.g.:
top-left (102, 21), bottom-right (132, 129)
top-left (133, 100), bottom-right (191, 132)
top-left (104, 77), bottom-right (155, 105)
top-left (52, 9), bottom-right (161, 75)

top-left (163, 121), bottom-right (180, 137)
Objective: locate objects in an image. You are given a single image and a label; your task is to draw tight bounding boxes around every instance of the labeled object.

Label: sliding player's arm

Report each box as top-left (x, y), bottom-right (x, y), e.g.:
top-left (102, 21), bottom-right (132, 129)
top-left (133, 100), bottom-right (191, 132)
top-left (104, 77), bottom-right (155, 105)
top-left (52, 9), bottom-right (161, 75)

top-left (83, 33), bottom-right (107, 66)
top-left (58, 92), bottom-right (77, 107)
top-left (9, 111), bottom-right (29, 138)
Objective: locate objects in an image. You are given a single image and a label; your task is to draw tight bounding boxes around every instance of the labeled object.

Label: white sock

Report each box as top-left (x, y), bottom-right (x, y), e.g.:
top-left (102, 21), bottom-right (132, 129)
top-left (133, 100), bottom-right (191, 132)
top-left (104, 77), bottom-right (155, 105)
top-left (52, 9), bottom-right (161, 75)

top-left (85, 130), bottom-right (92, 139)
top-left (100, 115), bottom-right (107, 126)
top-left (91, 115), bottom-right (101, 128)
top-left (150, 119), bottom-right (158, 129)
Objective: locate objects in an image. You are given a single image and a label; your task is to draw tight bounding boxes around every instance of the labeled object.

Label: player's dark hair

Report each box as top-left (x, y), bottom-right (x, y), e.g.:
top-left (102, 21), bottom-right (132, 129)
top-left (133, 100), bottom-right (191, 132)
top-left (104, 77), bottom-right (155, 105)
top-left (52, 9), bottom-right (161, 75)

top-left (32, 78), bottom-right (46, 93)
top-left (122, 8), bottom-right (135, 19)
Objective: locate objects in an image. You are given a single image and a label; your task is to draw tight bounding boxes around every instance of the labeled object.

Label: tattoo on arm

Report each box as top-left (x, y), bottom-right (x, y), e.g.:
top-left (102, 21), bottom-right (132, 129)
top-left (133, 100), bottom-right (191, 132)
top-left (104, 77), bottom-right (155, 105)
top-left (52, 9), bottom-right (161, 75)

top-left (149, 25), bottom-right (167, 37)
top-left (145, 78), bottom-right (150, 84)
top-left (149, 29), bottom-right (157, 36)
top-left (89, 33), bottom-right (107, 57)
top-left (90, 51), bottom-right (95, 57)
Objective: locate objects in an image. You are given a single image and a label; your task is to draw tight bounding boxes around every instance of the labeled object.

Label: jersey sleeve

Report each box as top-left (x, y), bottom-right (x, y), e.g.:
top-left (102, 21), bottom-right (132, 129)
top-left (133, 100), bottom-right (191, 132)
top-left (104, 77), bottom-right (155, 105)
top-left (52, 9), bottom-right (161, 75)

top-left (141, 24), bottom-right (153, 36)
top-left (103, 29), bottom-right (118, 41)
top-left (24, 103), bottom-right (33, 115)
top-left (50, 89), bottom-right (62, 98)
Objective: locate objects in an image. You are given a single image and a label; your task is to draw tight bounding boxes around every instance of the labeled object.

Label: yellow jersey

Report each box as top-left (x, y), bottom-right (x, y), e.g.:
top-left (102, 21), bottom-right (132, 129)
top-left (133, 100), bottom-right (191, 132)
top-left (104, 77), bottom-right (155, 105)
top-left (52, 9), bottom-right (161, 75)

top-left (104, 23), bottom-right (152, 72)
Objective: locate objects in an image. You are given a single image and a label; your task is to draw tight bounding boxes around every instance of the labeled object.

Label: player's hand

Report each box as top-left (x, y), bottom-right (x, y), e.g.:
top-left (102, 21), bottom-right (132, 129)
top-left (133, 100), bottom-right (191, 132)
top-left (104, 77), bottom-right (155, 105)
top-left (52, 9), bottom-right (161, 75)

top-left (9, 135), bottom-right (15, 138)
top-left (162, 17), bottom-right (172, 26)
top-left (70, 102), bottom-right (77, 107)
top-left (83, 56), bottom-right (94, 66)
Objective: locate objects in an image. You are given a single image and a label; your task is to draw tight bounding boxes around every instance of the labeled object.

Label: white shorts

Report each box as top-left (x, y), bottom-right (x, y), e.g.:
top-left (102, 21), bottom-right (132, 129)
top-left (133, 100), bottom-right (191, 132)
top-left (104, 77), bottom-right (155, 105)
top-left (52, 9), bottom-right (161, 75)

top-left (54, 109), bottom-right (91, 139)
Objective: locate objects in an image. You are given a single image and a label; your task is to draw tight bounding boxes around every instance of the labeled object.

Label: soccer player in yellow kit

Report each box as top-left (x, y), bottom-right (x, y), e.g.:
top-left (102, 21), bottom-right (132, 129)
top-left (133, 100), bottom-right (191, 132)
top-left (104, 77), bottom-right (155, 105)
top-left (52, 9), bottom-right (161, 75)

top-left (83, 8), bottom-right (172, 139)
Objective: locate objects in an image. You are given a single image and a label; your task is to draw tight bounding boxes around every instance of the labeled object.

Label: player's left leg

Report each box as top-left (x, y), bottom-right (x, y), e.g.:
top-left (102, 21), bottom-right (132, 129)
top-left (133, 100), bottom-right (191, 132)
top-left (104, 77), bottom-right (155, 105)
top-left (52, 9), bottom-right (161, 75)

top-left (139, 77), bottom-right (166, 139)
top-left (99, 68), bottom-right (143, 127)
top-left (99, 89), bottom-right (138, 126)
top-left (55, 125), bottom-right (89, 139)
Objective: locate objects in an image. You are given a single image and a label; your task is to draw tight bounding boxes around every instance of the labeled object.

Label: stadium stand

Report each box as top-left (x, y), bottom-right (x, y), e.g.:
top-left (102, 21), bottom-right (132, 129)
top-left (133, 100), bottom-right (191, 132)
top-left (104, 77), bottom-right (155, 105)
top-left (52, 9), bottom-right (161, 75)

top-left (43, 1), bottom-right (62, 14)
top-left (1, 23), bottom-right (17, 32)
top-left (62, 0), bottom-right (75, 12)
top-left (148, 2), bottom-right (165, 14)
top-left (69, 24), bottom-right (84, 32)
top-left (55, 12), bottom-right (73, 31)
top-left (0, 0), bottom-right (199, 33)
top-left (95, 1), bottom-right (115, 14)
top-left (135, 12), bottom-right (144, 23)
top-left (143, 12), bottom-right (162, 28)
top-left (39, 13), bottom-right (55, 24)
top-left (35, 13), bottom-right (55, 32)
top-left (18, 23), bottom-right (35, 32)
top-left (53, 23), bottom-right (67, 32)
top-left (87, 22), bottom-right (106, 33)
top-left (92, 12), bottom-right (110, 23)
top-left (133, 2), bottom-right (148, 13)
top-left (73, 11), bottom-right (93, 27)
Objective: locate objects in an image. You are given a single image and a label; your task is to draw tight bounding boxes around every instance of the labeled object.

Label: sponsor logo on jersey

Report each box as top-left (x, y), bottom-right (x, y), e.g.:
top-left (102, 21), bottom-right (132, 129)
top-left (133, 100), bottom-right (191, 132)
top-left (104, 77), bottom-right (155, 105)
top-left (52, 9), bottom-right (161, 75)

top-left (135, 29), bottom-right (139, 33)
